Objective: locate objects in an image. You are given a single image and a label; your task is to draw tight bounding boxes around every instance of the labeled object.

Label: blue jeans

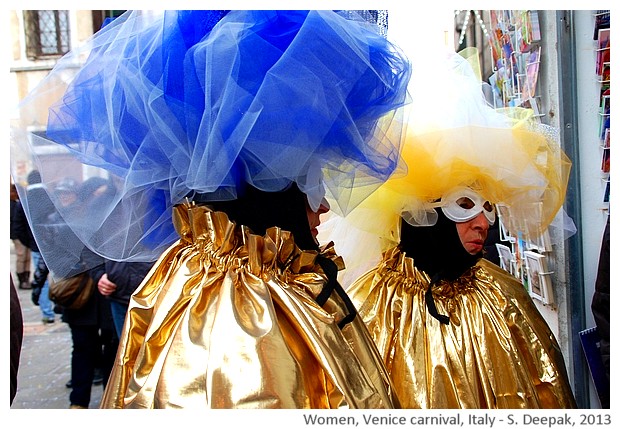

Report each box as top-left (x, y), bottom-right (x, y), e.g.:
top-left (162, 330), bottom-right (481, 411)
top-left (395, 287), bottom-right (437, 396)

top-left (32, 251), bottom-right (55, 320)
top-left (109, 300), bottom-right (129, 338)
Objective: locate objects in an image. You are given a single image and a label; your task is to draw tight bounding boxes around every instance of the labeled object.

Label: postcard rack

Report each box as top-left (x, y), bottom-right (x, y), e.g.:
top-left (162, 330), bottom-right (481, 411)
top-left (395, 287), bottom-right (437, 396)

top-left (594, 10), bottom-right (610, 206)
top-left (486, 10), bottom-right (544, 115)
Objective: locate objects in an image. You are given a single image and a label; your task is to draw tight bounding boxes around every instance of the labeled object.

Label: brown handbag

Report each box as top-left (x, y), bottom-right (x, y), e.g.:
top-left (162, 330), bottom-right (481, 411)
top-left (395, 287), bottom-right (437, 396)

top-left (48, 272), bottom-right (95, 310)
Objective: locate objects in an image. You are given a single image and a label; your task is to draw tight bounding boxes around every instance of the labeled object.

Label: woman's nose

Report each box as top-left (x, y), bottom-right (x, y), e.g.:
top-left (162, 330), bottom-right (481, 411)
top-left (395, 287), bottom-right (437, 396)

top-left (472, 211), bottom-right (490, 230)
top-left (318, 202), bottom-right (330, 215)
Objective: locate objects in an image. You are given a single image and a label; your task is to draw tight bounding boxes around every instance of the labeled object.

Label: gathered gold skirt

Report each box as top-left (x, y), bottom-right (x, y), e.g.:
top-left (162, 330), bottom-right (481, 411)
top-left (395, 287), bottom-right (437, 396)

top-left (100, 203), bottom-right (397, 409)
top-left (347, 247), bottom-right (577, 409)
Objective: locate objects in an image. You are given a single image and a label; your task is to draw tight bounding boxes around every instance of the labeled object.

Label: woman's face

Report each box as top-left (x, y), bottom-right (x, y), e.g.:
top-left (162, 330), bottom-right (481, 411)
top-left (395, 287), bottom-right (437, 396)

top-left (455, 211), bottom-right (490, 255)
top-left (305, 199), bottom-right (330, 242)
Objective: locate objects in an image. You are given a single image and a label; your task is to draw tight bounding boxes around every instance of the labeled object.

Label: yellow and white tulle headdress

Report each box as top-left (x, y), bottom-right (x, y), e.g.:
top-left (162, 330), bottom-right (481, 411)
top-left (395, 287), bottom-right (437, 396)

top-left (318, 47), bottom-right (573, 286)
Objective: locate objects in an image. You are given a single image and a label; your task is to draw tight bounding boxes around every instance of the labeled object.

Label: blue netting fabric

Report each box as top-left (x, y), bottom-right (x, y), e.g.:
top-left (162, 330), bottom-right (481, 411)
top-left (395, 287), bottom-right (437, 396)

top-left (10, 10), bottom-right (410, 277)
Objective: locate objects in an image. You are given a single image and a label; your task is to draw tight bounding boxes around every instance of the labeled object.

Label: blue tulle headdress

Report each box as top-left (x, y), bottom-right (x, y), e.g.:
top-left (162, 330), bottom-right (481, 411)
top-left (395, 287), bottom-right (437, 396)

top-left (10, 10), bottom-right (410, 277)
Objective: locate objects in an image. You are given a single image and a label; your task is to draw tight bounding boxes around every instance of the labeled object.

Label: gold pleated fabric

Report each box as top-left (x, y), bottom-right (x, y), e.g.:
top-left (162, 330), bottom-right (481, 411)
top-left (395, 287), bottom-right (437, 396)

top-left (347, 247), bottom-right (577, 409)
top-left (100, 203), bottom-right (398, 409)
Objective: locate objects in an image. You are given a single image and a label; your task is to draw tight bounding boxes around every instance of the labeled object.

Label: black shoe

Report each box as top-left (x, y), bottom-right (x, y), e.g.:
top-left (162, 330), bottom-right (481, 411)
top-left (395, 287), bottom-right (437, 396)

top-left (65, 379), bottom-right (72, 388)
top-left (31, 286), bottom-right (41, 306)
top-left (17, 273), bottom-right (31, 289)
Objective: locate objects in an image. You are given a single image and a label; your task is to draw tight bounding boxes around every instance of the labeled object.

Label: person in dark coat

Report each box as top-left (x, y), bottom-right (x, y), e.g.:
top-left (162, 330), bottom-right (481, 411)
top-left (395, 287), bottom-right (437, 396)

top-left (13, 170), bottom-right (55, 251)
top-left (75, 177), bottom-right (157, 338)
top-left (11, 183), bottom-right (31, 289)
top-left (10, 275), bottom-right (24, 405)
top-left (13, 171), bottom-right (56, 322)
top-left (52, 177), bottom-right (118, 408)
top-left (61, 269), bottom-right (117, 409)
top-left (94, 261), bottom-right (155, 338)
top-left (591, 215), bottom-right (610, 407)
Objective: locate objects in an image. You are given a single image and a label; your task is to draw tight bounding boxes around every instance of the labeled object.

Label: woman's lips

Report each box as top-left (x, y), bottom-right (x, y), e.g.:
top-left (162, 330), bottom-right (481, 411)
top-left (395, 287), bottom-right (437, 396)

top-left (467, 240), bottom-right (484, 253)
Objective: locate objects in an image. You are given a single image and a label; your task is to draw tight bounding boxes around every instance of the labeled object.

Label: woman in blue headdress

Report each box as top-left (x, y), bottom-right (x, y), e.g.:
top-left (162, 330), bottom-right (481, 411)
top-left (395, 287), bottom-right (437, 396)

top-left (11, 10), bottom-right (410, 408)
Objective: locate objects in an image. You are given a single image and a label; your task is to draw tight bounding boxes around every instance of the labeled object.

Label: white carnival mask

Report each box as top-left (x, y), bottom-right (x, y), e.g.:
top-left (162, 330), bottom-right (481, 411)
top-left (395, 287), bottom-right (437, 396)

top-left (431, 187), bottom-right (495, 225)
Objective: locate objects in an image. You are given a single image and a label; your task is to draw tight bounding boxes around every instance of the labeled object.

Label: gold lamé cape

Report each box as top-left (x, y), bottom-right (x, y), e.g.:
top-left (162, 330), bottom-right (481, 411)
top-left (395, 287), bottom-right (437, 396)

top-left (100, 203), bottom-right (398, 409)
top-left (347, 246), bottom-right (577, 409)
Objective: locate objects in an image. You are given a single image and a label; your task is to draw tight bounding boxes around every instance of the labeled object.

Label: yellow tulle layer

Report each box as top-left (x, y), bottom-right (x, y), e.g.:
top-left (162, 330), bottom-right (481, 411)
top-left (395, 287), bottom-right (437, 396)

top-left (100, 203), bottom-right (398, 409)
top-left (347, 247), bottom-right (577, 409)
top-left (347, 119), bottom-right (571, 249)
top-left (332, 48), bottom-right (572, 250)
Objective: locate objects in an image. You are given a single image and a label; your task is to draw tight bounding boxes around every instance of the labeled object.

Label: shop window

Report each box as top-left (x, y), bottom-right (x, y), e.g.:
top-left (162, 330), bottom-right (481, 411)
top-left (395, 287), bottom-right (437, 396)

top-left (92, 10), bottom-right (126, 33)
top-left (23, 10), bottom-right (70, 60)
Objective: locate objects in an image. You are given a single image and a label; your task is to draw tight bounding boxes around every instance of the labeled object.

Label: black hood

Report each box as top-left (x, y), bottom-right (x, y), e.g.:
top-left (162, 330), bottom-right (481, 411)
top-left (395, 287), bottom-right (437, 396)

top-left (198, 184), bottom-right (358, 328)
top-left (200, 183), bottom-right (319, 252)
top-left (399, 210), bottom-right (481, 282)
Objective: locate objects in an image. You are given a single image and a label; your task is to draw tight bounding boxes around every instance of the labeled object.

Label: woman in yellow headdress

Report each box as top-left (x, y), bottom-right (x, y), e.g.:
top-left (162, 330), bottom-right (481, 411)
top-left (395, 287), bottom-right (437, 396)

top-left (320, 48), bottom-right (576, 408)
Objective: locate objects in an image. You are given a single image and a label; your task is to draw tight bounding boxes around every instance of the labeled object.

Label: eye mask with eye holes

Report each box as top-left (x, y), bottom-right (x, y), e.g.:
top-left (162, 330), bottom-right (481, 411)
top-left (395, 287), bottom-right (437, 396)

top-left (432, 187), bottom-right (495, 225)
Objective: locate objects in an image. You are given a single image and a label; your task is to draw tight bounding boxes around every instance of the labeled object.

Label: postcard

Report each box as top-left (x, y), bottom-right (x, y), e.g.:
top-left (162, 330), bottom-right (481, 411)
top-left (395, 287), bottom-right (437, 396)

top-left (523, 250), bottom-right (553, 304)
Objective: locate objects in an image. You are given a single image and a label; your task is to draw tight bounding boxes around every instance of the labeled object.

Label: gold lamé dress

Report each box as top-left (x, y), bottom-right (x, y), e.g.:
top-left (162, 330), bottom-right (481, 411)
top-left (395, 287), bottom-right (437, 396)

top-left (347, 246), bottom-right (577, 409)
top-left (100, 203), bottom-right (398, 409)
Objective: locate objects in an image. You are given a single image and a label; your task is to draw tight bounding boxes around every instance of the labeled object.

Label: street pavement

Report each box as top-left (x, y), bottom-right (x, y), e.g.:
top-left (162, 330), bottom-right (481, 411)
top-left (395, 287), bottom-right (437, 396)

top-left (10, 242), bottom-right (104, 409)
